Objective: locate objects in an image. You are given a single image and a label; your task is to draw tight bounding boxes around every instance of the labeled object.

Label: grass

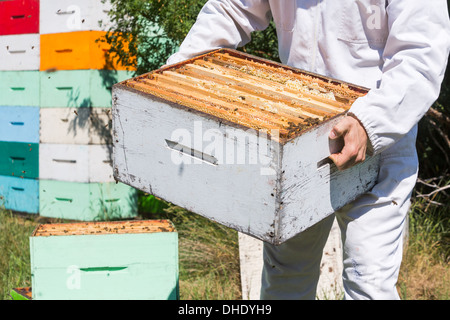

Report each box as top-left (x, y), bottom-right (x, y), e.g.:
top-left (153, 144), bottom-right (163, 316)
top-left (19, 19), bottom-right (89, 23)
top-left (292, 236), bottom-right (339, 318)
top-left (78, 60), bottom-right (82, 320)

top-left (0, 210), bottom-right (37, 300)
top-left (397, 198), bottom-right (449, 300)
top-left (0, 193), bottom-right (448, 300)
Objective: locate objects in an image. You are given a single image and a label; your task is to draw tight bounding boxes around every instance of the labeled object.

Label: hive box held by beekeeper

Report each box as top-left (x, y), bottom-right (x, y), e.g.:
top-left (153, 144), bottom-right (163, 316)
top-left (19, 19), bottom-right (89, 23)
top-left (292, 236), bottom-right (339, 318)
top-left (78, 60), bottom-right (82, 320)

top-left (30, 220), bottom-right (179, 300)
top-left (112, 49), bottom-right (380, 245)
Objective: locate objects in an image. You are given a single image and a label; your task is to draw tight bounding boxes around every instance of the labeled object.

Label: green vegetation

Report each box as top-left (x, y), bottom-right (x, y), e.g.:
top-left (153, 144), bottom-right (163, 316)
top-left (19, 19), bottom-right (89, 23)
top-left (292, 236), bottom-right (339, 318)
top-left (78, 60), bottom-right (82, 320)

top-left (398, 195), bottom-right (449, 300)
top-left (99, 0), bottom-right (279, 75)
top-left (0, 210), bottom-right (36, 300)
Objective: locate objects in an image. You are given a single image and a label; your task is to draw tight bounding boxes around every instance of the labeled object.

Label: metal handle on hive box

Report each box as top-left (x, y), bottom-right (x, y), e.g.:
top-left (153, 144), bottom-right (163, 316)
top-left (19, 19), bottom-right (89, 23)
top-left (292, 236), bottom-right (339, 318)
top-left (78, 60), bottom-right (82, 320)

top-left (317, 135), bottom-right (344, 170)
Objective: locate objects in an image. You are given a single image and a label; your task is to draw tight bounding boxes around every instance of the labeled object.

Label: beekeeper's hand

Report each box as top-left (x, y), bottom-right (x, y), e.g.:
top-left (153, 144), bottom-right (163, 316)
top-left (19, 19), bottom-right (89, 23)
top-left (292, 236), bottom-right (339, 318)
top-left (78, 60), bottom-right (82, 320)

top-left (328, 114), bottom-right (369, 171)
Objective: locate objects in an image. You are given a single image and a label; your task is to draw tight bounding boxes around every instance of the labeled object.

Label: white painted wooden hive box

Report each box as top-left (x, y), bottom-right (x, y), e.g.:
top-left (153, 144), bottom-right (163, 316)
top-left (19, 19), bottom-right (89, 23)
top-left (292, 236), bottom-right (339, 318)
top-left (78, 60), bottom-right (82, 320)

top-left (112, 49), bottom-right (380, 245)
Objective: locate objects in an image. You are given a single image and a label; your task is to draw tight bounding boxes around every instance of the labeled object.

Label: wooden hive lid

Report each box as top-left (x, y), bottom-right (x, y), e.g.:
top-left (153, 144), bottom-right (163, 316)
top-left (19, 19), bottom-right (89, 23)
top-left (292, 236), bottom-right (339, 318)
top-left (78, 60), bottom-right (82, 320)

top-left (116, 48), bottom-right (368, 142)
top-left (31, 220), bottom-right (176, 237)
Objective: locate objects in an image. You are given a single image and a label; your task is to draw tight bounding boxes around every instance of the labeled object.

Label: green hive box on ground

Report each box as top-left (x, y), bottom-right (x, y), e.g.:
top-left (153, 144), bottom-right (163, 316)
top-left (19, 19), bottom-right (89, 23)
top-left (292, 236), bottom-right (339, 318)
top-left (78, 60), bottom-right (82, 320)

top-left (30, 220), bottom-right (179, 300)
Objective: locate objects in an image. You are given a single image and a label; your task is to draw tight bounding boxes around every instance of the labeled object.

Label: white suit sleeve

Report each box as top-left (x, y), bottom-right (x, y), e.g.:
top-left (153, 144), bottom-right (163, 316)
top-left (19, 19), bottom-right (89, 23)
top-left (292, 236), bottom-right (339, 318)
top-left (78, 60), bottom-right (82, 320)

top-left (349, 0), bottom-right (450, 155)
top-left (166, 0), bottom-right (271, 65)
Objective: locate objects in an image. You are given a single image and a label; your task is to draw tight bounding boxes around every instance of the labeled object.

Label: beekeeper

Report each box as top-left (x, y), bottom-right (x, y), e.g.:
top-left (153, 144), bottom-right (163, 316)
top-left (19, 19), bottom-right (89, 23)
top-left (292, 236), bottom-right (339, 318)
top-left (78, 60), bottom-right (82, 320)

top-left (166, 0), bottom-right (450, 299)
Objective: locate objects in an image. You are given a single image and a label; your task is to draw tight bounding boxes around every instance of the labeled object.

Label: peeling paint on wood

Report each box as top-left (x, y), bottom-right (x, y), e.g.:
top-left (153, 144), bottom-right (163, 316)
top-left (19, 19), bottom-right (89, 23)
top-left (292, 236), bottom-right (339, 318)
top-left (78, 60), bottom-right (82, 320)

top-left (112, 49), bottom-right (379, 245)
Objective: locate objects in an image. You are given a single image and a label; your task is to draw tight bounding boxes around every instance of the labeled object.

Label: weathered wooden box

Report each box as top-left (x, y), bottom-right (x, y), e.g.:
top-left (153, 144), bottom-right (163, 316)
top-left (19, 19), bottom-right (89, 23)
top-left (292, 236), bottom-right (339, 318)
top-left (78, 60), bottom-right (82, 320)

top-left (30, 220), bottom-right (178, 300)
top-left (112, 49), bottom-right (380, 245)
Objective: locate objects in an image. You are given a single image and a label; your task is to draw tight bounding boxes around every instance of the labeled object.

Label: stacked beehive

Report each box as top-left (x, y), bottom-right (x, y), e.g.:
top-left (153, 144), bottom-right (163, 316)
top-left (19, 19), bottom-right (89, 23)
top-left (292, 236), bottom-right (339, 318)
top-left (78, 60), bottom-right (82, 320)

top-left (0, 0), bottom-right (138, 221)
top-left (0, 0), bottom-right (40, 214)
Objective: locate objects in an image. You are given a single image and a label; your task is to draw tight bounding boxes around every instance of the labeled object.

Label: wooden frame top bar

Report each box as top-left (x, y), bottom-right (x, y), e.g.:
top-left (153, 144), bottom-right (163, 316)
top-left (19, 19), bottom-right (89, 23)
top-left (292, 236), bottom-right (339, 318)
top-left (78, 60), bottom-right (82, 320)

top-left (31, 220), bottom-right (176, 237)
top-left (117, 49), bottom-right (368, 141)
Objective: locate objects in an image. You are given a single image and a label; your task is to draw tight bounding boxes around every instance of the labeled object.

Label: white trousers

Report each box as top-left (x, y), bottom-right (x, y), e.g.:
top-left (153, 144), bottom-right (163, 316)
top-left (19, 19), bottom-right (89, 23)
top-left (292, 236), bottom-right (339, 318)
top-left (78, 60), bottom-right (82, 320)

top-left (261, 128), bottom-right (419, 300)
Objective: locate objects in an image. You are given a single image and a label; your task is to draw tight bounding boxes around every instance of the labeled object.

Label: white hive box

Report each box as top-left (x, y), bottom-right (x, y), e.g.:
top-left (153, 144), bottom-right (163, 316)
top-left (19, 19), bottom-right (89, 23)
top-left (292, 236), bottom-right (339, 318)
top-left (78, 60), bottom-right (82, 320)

top-left (112, 49), bottom-right (380, 245)
top-left (0, 34), bottom-right (40, 70)
top-left (39, 144), bottom-right (114, 183)
top-left (40, 108), bottom-right (112, 145)
top-left (39, 0), bottom-right (113, 34)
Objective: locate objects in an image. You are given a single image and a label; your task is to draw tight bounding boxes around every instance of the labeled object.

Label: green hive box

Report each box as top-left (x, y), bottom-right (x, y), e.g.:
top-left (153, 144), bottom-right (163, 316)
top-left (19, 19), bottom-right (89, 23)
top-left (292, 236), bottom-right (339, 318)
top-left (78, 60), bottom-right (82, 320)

top-left (0, 71), bottom-right (40, 107)
top-left (90, 70), bottom-right (134, 107)
top-left (40, 70), bottom-right (134, 108)
top-left (39, 180), bottom-right (138, 221)
top-left (30, 220), bottom-right (179, 300)
top-left (0, 141), bottom-right (39, 179)
top-left (40, 70), bottom-right (92, 108)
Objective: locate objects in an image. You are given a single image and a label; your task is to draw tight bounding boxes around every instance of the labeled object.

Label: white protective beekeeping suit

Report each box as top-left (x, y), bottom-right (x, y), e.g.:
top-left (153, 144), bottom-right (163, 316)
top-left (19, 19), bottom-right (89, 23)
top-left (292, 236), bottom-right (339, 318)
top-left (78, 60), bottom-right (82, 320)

top-left (166, 0), bottom-right (450, 299)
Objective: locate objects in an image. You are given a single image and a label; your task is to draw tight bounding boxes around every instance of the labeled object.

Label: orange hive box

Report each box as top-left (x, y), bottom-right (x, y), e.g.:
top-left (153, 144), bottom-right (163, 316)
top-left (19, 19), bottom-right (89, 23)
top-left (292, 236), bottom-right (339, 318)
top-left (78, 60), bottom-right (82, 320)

top-left (40, 31), bottom-right (135, 71)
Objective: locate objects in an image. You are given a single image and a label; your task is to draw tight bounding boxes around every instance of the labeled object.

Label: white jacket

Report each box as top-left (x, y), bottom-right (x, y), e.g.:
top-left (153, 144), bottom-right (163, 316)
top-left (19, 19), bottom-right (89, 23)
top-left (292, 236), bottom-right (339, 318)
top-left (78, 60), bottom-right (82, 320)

top-left (167, 0), bottom-right (450, 156)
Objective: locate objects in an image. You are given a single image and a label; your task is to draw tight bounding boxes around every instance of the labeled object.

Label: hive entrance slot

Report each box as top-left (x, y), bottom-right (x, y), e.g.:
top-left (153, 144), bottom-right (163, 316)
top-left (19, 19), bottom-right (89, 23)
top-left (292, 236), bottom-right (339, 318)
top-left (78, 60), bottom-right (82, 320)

top-left (52, 159), bottom-right (77, 164)
top-left (55, 49), bottom-right (73, 53)
top-left (165, 139), bottom-right (218, 166)
top-left (79, 266), bottom-right (128, 273)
